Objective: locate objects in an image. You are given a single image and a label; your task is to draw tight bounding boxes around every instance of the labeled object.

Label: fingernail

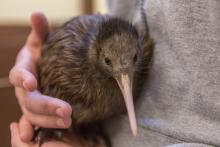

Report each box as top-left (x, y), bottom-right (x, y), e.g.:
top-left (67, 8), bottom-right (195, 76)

top-left (56, 108), bottom-right (65, 118)
top-left (56, 119), bottom-right (66, 128)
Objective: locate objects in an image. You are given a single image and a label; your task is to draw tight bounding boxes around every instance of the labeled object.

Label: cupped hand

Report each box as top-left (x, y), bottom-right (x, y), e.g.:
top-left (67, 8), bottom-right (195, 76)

top-left (9, 12), bottom-right (72, 142)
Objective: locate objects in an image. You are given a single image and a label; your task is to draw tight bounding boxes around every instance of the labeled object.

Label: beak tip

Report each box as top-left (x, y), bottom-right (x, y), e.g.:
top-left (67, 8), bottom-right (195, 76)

top-left (132, 127), bottom-right (138, 137)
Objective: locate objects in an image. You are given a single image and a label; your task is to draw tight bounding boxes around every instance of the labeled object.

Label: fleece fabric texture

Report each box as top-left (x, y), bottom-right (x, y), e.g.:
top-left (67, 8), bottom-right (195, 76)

top-left (105, 0), bottom-right (220, 147)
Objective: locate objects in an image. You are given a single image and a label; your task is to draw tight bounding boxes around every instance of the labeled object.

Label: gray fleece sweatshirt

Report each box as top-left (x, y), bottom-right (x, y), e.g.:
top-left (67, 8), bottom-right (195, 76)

top-left (104, 0), bottom-right (220, 147)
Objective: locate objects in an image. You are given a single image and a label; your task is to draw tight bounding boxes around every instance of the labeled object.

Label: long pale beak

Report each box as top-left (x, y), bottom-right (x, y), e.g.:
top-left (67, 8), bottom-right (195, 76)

top-left (116, 73), bottom-right (137, 136)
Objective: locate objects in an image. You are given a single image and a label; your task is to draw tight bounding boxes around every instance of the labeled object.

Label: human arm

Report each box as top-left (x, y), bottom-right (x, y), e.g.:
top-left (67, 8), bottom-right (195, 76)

top-left (9, 12), bottom-right (72, 142)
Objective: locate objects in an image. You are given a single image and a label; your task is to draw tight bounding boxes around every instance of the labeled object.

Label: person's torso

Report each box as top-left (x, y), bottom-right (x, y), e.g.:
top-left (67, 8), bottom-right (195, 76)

top-left (106, 0), bottom-right (220, 146)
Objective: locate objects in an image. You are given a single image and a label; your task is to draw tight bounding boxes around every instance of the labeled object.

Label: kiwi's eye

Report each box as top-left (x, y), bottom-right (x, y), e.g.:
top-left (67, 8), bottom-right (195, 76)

top-left (133, 54), bottom-right (137, 63)
top-left (104, 57), bottom-right (111, 65)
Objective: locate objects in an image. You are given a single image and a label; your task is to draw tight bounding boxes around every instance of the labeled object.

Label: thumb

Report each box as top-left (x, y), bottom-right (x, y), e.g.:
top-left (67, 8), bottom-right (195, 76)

top-left (27, 12), bottom-right (50, 47)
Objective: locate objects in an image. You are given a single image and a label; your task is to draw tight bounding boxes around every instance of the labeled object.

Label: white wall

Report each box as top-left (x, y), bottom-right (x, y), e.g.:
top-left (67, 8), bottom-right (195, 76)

top-left (0, 0), bottom-right (83, 25)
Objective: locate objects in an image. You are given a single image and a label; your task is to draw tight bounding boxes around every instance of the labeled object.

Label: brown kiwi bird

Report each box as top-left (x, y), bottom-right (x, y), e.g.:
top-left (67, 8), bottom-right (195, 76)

top-left (37, 14), bottom-right (154, 146)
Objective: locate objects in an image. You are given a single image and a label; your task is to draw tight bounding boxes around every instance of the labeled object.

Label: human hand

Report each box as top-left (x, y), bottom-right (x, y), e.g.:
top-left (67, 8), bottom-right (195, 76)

top-left (10, 122), bottom-right (73, 147)
top-left (9, 12), bottom-right (72, 142)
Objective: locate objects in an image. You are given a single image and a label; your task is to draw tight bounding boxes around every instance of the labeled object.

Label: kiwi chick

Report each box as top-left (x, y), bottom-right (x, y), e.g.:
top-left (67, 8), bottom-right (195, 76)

top-left (37, 14), bottom-right (154, 147)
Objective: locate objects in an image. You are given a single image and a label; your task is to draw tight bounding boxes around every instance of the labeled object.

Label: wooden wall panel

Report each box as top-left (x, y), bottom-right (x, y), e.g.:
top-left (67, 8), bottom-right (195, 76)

top-left (0, 26), bottom-right (29, 147)
top-left (0, 88), bottom-right (21, 147)
top-left (83, 0), bottom-right (94, 14)
top-left (0, 26), bottom-right (30, 77)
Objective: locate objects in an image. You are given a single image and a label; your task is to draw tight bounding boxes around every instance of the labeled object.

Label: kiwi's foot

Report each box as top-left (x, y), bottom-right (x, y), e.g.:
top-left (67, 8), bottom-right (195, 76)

top-left (34, 128), bottom-right (64, 146)
top-left (33, 125), bottom-right (110, 147)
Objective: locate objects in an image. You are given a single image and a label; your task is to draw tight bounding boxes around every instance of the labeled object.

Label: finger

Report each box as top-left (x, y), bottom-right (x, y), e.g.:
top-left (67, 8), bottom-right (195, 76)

top-left (10, 122), bottom-right (25, 147)
top-left (19, 115), bottom-right (34, 142)
top-left (27, 12), bottom-right (50, 48)
top-left (23, 90), bottom-right (72, 118)
top-left (24, 110), bottom-right (72, 128)
top-left (31, 12), bottom-right (50, 41)
top-left (9, 67), bottom-right (37, 91)
top-left (9, 12), bottom-right (49, 90)
top-left (10, 122), bottom-right (37, 147)
top-left (10, 122), bottom-right (19, 146)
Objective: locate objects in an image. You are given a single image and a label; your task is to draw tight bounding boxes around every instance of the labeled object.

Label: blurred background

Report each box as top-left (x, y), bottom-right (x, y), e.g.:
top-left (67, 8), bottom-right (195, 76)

top-left (0, 1), bottom-right (107, 146)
